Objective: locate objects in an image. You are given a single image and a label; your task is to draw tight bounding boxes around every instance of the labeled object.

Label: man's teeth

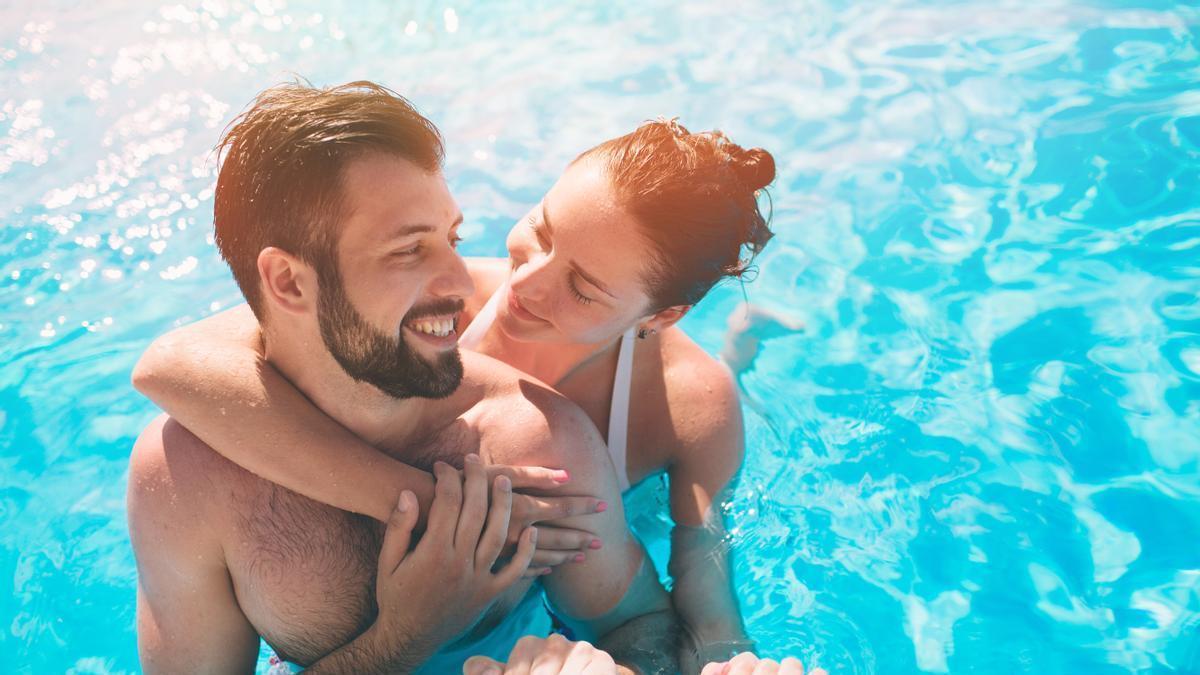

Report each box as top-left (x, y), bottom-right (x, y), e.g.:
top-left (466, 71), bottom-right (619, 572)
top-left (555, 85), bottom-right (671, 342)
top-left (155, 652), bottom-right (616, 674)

top-left (411, 318), bottom-right (455, 337)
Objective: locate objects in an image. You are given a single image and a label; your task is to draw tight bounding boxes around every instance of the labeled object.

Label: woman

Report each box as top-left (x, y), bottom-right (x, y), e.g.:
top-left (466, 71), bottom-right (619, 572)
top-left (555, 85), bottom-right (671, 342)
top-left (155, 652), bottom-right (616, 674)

top-left (133, 118), bottom-right (775, 667)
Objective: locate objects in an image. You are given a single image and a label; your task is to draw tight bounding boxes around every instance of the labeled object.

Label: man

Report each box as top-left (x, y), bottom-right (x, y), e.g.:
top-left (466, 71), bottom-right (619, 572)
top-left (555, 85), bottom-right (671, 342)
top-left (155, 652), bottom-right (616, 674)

top-left (127, 81), bottom-right (678, 673)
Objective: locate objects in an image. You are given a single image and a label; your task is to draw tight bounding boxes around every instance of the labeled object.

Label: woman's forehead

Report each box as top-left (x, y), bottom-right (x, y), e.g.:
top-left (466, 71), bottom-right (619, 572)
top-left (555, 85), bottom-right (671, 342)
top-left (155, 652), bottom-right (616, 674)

top-left (539, 170), bottom-right (654, 308)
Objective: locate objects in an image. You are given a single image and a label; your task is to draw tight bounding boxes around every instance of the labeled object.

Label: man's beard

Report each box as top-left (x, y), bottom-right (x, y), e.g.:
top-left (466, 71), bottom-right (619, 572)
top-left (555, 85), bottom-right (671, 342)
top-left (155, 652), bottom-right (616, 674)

top-left (317, 270), bottom-right (463, 400)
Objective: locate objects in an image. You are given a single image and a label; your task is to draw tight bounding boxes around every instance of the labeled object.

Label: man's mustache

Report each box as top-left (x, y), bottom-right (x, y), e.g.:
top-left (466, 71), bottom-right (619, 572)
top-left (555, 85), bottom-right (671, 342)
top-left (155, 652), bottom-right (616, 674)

top-left (403, 298), bottom-right (465, 323)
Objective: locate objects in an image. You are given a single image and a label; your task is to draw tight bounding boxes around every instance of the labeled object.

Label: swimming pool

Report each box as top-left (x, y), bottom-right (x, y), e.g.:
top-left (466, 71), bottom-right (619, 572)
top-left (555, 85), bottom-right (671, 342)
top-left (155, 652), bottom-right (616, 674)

top-left (3, 0), bottom-right (1198, 672)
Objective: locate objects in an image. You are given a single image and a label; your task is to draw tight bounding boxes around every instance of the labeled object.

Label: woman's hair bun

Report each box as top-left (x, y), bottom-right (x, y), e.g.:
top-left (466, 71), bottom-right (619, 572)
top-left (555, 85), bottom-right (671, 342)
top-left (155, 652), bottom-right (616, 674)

top-left (732, 146), bottom-right (775, 191)
top-left (575, 120), bottom-right (776, 308)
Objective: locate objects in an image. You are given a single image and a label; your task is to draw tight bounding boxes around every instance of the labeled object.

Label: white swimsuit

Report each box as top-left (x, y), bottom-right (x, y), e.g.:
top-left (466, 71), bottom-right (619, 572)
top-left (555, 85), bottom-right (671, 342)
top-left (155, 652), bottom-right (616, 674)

top-left (459, 285), bottom-right (635, 492)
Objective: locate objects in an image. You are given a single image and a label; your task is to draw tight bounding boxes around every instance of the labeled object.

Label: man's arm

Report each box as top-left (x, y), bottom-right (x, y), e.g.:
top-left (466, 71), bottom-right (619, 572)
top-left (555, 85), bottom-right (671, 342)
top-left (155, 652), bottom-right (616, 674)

top-left (128, 417), bottom-right (260, 673)
top-left (497, 382), bottom-right (680, 674)
top-left (304, 616), bottom-right (434, 673)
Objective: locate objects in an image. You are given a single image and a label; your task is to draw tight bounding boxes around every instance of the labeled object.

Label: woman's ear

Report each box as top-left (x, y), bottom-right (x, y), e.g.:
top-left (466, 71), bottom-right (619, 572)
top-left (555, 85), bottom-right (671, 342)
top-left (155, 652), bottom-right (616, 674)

top-left (638, 305), bottom-right (691, 337)
top-left (257, 246), bottom-right (318, 317)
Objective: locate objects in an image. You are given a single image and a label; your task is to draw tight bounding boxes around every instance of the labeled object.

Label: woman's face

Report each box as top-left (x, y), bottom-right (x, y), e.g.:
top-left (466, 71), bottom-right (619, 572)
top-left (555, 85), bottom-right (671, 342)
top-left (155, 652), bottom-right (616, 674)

top-left (497, 159), bottom-right (658, 345)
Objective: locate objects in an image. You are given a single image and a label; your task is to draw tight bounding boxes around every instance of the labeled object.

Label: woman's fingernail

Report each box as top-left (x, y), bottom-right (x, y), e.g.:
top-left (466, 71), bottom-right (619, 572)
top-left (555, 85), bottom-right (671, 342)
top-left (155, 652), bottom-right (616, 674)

top-left (529, 526), bottom-right (538, 543)
top-left (497, 475), bottom-right (511, 491)
top-left (573, 553), bottom-right (585, 563)
top-left (595, 501), bottom-right (608, 513)
top-left (589, 539), bottom-right (602, 549)
top-left (397, 493), bottom-right (409, 513)
top-left (553, 470), bottom-right (570, 483)
top-left (540, 567), bottom-right (553, 575)
top-left (465, 453), bottom-right (481, 463)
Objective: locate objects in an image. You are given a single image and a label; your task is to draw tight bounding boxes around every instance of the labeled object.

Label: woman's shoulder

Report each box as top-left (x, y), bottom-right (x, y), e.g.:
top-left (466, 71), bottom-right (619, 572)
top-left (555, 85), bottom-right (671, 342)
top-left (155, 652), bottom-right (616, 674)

top-left (644, 327), bottom-right (742, 446)
top-left (657, 327), bottom-right (736, 393)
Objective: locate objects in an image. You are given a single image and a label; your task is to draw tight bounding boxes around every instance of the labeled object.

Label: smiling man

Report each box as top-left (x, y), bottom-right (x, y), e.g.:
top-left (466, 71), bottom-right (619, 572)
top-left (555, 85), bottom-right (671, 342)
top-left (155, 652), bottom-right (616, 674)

top-left (127, 81), bottom-right (678, 673)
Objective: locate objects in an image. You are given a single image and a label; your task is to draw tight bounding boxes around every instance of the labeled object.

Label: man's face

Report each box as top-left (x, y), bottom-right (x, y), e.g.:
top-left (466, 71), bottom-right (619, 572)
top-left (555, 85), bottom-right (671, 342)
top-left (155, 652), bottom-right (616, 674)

top-left (317, 153), bottom-right (473, 399)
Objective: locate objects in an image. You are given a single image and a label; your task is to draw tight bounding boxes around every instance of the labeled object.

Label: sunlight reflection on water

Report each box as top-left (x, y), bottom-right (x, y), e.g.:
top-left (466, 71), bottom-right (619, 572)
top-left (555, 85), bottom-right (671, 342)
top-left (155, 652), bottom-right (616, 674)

top-left (2, 1), bottom-right (1199, 672)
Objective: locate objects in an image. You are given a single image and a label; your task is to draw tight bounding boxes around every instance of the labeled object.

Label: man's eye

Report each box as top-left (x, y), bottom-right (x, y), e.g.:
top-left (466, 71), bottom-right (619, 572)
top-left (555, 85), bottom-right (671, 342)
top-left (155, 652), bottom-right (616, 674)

top-left (394, 244), bottom-right (422, 257)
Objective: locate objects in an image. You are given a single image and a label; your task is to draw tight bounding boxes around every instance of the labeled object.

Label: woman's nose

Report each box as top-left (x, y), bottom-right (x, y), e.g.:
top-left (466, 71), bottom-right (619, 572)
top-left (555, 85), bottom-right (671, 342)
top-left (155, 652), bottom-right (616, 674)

top-left (508, 250), bottom-right (550, 302)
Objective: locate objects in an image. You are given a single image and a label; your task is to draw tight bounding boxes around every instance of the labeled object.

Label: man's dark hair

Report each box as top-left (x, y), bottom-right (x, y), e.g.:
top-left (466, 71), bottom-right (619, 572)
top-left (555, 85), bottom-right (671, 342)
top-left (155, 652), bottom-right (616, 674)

top-left (213, 80), bottom-right (444, 319)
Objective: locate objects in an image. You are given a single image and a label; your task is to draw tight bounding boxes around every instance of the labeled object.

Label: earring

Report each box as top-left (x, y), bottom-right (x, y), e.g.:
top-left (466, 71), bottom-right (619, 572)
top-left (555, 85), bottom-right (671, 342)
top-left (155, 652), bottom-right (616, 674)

top-left (637, 328), bottom-right (657, 339)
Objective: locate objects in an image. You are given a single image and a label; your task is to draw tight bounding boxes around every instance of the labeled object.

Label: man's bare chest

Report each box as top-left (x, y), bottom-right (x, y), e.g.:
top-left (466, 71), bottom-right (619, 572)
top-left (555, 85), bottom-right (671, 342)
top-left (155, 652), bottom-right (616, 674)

top-left (216, 418), bottom-right (523, 666)
top-left (226, 480), bottom-right (382, 665)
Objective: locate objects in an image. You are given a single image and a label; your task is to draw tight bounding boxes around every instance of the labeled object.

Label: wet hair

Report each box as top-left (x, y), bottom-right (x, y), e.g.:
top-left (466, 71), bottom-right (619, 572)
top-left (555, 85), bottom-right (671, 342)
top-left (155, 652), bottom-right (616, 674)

top-left (213, 80), bottom-right (444, 320)
top-left (576, 118), bottom-right (775, 310)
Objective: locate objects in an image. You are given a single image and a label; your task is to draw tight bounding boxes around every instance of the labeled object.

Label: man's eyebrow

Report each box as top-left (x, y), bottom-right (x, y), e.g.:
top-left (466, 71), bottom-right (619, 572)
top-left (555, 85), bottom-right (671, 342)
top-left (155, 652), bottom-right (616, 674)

top-left (543, 201), bottom-right (616, 299)
top-left (383, 224), bottom-right (434, 241)
top-left (383, 213), bottom-right (463, 242)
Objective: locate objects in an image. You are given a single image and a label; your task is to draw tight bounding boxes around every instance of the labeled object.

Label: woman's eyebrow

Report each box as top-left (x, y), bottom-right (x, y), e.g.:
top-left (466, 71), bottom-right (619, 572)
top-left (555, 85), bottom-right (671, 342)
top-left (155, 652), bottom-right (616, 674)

top-left (571, 261), bottom-right (616, 298)
top-left (543, 200), bottom-right (617, 299)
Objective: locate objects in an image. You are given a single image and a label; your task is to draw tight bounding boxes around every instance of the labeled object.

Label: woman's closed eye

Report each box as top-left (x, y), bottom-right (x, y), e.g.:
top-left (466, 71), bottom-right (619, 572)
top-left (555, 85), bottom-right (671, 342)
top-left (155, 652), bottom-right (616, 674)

top-left (567, 274), bottom-right (593, 305)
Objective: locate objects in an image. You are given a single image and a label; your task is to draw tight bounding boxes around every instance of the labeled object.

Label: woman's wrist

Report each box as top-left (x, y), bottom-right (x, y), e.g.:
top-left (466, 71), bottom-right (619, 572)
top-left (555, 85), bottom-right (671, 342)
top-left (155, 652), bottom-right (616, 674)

top-left (374, 458), bottom-right (436, 526)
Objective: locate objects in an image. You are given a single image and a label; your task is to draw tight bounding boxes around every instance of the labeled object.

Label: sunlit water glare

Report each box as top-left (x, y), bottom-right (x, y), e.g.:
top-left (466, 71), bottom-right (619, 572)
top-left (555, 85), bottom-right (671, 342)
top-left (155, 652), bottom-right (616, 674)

top-left (2, 1), bottom-right (1199, 672)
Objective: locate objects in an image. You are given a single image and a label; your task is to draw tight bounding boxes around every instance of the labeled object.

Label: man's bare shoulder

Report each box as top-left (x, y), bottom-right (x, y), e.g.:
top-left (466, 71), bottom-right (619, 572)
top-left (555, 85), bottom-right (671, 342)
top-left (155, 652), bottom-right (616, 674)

top-left (127, 415), bottom-right (238, 569)
top-left (128, 415), bottom-right (243, 531)
top-left (456, 351), bottom-right (612, 479)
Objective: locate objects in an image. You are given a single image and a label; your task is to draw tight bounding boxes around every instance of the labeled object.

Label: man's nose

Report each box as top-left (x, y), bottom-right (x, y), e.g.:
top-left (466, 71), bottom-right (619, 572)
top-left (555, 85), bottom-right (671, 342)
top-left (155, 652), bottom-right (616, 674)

top-left (428, 244), bottom-right (475, 299)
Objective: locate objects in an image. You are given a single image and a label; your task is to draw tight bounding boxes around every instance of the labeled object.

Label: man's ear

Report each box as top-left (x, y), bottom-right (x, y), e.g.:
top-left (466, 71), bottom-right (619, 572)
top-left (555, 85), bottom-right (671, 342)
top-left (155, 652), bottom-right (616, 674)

top-left (638, 305), bottom-right (691, 336)
top-left (257, 246), bottom-right (318, 316)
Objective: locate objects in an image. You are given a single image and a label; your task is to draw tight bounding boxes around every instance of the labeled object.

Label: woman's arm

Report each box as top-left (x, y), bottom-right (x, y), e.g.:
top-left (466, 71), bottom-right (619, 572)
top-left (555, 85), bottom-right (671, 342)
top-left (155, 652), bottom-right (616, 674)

top-left (131, 305), bottom-right (603, 561)
top-left (665, 362), bottom-right (754, 671)
top-left (132, 305), bottom-right (436, 523)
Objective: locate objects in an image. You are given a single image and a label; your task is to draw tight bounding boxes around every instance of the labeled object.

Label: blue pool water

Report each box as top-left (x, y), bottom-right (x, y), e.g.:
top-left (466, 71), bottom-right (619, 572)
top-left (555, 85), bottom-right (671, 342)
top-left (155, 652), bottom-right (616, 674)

top-left (3, 0), bottom-right (1199, 672)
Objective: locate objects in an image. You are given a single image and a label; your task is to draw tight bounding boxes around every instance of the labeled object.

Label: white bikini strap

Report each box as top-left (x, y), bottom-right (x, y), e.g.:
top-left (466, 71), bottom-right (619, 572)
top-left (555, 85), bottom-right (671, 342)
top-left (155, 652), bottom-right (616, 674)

top-left (458, 284), bottom-right (504, 350)
top-left (606, 328), bottom-right (636, 493)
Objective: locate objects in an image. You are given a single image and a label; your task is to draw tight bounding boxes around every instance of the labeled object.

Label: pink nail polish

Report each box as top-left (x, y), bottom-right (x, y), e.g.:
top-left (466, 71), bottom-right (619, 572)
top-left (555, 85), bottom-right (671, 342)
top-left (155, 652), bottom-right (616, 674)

top-left (553, 470), bottom-right (570, 483)
top-left (595, 501), bottom-right (608, 513)
top-left (589, 539), bottom-right (602, 550)
top-left (540, 567), bottom-right (553, 575)
top-left (573, 553), bottom-right (585, 563)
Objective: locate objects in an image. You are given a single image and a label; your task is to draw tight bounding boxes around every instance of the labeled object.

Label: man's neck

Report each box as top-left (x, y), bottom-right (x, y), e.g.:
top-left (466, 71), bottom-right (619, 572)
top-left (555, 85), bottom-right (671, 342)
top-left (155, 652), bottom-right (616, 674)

top-left (261, 328), bottom-right (428, 455)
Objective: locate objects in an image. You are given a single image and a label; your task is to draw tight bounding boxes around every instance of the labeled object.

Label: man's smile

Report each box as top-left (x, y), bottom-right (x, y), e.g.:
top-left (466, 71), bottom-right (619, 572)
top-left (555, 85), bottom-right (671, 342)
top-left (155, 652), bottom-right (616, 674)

top-left (403, 312), bottom-right (460, 348)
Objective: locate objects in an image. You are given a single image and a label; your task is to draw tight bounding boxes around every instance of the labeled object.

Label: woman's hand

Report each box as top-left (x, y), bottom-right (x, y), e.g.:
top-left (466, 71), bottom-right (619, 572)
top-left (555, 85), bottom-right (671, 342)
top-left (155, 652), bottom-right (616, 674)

top-left (365, 454), bottom-right (538, 661)
top-left (481, 463), bottom-right (608, 574)
top-left (462, 634), bottom-right (618, 675)
top-left (701, 652), bottom-right (827, 675)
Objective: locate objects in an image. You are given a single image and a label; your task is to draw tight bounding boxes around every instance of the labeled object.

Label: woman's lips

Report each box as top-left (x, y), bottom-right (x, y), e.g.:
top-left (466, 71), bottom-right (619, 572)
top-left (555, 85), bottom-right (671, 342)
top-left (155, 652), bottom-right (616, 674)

top-left (506, 288), bottom-right (547, 323)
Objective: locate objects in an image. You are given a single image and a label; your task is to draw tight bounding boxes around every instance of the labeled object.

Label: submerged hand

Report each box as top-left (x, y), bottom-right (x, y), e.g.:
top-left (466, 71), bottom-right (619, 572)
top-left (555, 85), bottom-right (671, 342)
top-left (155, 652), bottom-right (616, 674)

top-left (366, 455), bottom-right (538, 662)
top-left (701, 653), bottom-right (827, 675)
top-left (463, 634), bottom-right (618, 675)
top-left (483, 462), bottom-right (607, 574)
